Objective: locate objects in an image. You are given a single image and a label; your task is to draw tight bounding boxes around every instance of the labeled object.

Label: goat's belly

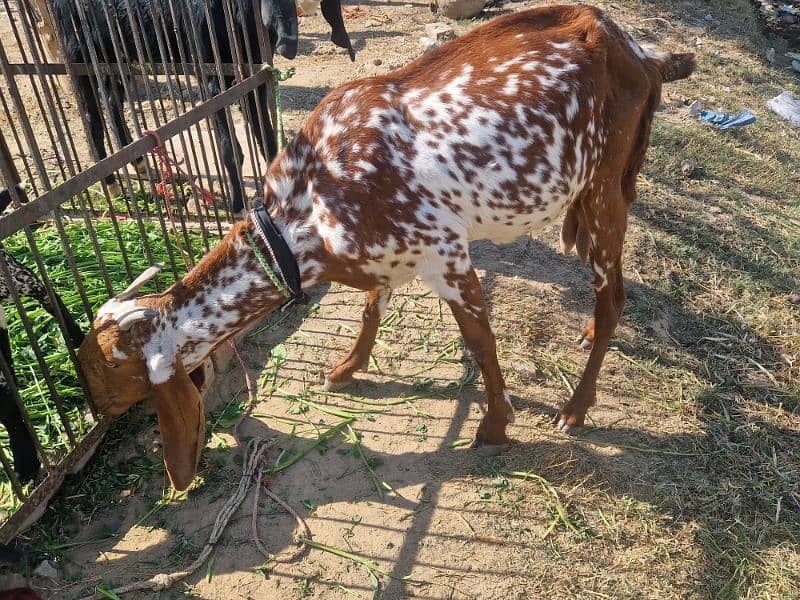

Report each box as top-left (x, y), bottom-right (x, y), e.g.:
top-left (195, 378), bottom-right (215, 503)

top-left (408, 129), bottom-right (584, 244)
top-left (466, 192), bottom-right (572, 243)
top-left (451, 165), bottom-right (576, 243)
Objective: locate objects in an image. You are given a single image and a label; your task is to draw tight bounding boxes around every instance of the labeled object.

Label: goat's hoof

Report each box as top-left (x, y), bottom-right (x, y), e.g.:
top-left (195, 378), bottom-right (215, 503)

top-left (133, 157), bottom-right (149, 175)
top-left (322, 377), bottom-right (352, 392)
top-left (470, 440), bottom-right (508, 457)
top-left (553, 405), bottom-right (592, 434)
top-left (579, 336), bottom-right (593, 350)
top-left (554, 416), bottom-right (583, 434)
top-left (107, 181), bottom-right (123, 198)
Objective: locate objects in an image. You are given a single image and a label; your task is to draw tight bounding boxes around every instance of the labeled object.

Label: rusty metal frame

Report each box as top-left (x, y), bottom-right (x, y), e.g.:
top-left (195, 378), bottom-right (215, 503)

top-left (0, 65), bottom-right (273, 240)
top-left (0, 420), bottom-right (109, 543)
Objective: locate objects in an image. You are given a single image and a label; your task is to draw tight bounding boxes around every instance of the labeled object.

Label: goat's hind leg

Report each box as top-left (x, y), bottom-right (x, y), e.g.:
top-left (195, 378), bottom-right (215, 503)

top-left (556, 193), bottom-right (627, 432)
top-left (324, 288), bottom-right (391, 391)
top-left (561, 200), bottom-right (597, 350)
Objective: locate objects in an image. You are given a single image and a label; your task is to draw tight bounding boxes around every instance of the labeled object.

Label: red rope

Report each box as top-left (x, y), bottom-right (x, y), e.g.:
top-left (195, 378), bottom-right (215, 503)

top-left (142, 130), bottom-right (219, 208)
top-left (143, 129), bottom-right (222, 269)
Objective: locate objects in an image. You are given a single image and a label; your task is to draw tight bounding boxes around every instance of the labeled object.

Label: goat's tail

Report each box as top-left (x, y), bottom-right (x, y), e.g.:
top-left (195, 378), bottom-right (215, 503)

top-left (653, 52), bottom-right (696, 82)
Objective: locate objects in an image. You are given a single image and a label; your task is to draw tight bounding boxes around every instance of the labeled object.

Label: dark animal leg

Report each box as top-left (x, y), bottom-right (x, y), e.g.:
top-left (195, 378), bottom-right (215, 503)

top-left (75, 75), bottom-right (119, 195)
top-left (244, 83), bottom-right (278, 163)
top-left (0, 323), bottom-right (39, 483)
top-left (104, 78), bottom-right (146, 177)
top-left (207, 77), bottom-right (246, 216)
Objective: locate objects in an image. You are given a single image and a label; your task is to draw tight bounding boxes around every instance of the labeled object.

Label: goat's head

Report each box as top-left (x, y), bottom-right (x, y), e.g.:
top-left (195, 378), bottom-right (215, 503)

top-left (262, 0), bottom-right (298, 59)
top-left (78, 264), bottom-right (204, 491)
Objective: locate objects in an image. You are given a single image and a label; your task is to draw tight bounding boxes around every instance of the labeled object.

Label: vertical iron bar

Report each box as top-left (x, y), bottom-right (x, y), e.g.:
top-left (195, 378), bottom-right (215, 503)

top-left (73, 0), bottom-right (160, 280)
top-left (55, 8), bottom-right (123, 292)
top-left (12, 0), bottom-right (79, 183)
top-left (151, 2), bottom-right (205, 260)
top-left (0, 93), bottom-right (37, 196)
top-left (165, 0), bottom-right (224, 244)
top-left (0, 39), bottom-right (53, 198)
top-left (20, 0), bottom-right (88, 208)
top-left (97, 0), bottom-right (179, 281)
top-left (220, 0), bottom-right (262, 197)
top-left (119, 0), bottom-right (180, 280)
top-left (0, 422), bottom-right (26, 502)
top-left (202, 0), bottom-right (244, 223)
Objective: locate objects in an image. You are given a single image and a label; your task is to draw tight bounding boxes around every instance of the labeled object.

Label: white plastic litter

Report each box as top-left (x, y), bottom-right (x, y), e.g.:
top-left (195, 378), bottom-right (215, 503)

top-left (767, 90), bottom-right (800, 128)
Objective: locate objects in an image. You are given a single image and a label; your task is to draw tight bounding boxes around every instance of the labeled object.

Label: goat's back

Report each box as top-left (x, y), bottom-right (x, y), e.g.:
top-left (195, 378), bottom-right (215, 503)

top-left (266, 6), bottom-right (691, 286)
top-left (50, 0), bottom-right (260, 64)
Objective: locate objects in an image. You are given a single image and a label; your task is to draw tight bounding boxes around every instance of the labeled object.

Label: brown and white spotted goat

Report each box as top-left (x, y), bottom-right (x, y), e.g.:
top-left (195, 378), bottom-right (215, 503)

top-left (78, 5), bottom-right (695, 490)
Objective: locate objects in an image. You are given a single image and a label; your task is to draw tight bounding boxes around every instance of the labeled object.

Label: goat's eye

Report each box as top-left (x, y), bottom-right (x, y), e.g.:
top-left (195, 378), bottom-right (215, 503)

top-left (104, 361), bottom-right (118, 369)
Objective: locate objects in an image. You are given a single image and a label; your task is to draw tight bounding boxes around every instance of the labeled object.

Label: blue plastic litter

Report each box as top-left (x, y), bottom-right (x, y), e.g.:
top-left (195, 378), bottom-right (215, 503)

top-left (699, 108), bottom-right (757, 130)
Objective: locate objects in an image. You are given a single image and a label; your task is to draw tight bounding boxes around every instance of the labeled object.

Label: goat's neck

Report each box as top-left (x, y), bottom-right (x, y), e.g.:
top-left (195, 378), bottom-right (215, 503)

top-left (153, 219), bottom-right (316, 372)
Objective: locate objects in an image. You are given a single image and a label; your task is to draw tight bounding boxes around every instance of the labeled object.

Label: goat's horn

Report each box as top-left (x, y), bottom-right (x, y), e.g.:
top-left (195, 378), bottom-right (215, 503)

top-left (116, 263), bottom-right (165, 300)
top-left (118, 308), bottom-right (158, 331)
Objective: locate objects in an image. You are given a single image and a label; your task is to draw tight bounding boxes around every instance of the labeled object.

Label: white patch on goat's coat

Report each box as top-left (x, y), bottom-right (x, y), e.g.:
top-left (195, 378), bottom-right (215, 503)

top-left (565, 94), bottom-right (579, 121)
top-left (145, 344), bottom-right (175, 385)
top-left (593, 261), bottom-right (608, 291)
top-left (111, 346), bottom-right (128, 360)
top-left (503, 74), bottom-right (520, 96)
top-left (376, 289), bottom-right (391, 316)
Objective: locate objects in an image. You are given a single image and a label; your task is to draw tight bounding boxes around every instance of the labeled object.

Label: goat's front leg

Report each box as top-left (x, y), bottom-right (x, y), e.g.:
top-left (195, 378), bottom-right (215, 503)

top-left (324, 288), bottom-right (392, 391)
top-left (429, 267), bottom-right (514, 454)
top-left (104, 78), bottom-right (148, 178)
top-left (557, 225), bottom-right (626, 432)
top-left (208, 77), bottom-right (246, 217)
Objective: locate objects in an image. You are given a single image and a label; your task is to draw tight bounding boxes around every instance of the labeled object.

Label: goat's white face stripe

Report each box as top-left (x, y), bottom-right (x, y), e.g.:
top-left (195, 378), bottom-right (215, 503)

top-left (96, 297), bottom-right (141, 323)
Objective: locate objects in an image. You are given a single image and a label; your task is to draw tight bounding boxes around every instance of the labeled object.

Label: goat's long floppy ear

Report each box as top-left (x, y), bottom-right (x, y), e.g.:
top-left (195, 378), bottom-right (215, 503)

top-left (149, 355), bottom-right (205, 491)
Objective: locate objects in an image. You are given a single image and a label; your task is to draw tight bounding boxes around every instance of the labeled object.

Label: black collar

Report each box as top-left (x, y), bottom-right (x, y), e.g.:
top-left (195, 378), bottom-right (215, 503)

top-left (250, 203), bottom-right (308, 309)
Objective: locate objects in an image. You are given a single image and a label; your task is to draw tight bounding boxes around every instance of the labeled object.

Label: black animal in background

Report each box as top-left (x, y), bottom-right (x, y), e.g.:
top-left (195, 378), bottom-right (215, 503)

top-left (47, 0), bottom-right (354, 215)
top-left (0, 186), bottom-right (85, 482)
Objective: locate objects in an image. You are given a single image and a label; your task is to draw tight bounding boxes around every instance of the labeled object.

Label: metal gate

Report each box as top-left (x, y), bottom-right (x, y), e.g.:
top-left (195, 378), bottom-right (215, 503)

top-left (0, 0), bottom-right (281, 542)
